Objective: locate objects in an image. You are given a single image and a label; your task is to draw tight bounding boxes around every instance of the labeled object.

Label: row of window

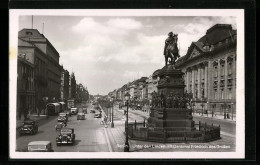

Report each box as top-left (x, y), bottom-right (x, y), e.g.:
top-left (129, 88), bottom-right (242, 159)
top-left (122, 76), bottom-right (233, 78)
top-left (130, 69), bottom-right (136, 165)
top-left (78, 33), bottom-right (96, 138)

top-left (214, 62), bottom-right (233, 78)
top-left (214, 88), bottom-right (233, 100)
top-left (18, 63), bottom-right (34, 91)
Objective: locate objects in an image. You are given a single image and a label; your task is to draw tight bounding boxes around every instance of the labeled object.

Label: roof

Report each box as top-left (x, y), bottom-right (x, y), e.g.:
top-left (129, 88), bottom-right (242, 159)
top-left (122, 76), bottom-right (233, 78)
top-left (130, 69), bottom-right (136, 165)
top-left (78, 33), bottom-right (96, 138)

top-left (59, 102), bottom-right (65, 105)
top-left (198, 24), bottom-right (236, 45)
top-left (61, 127), bottom-right (74, 130)
top-left (28, 141), bottom-right (51, 146)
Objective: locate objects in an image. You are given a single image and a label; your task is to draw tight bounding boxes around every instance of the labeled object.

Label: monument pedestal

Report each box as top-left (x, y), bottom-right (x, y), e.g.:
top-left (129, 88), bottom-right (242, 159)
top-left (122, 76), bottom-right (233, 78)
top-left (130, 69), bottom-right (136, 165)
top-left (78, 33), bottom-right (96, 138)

top-left (128, 64), bottom-right (220, 142)
top-left (147, 64), bottom-right (195, 132)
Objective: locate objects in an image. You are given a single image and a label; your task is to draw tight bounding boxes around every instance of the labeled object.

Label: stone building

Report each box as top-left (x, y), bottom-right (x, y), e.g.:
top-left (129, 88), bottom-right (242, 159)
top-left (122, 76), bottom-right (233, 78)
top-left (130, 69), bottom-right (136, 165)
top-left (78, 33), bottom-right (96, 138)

top-left (175, 24), bottom-right (236, 117)
top-left (70, 72), bottom-right (77, 99)
top-left (18, 35), bottom-right (49, 117)
top-left (18, 29), bottom-right (61, 103)
top-left (17, 48), bottom-right (35, 119)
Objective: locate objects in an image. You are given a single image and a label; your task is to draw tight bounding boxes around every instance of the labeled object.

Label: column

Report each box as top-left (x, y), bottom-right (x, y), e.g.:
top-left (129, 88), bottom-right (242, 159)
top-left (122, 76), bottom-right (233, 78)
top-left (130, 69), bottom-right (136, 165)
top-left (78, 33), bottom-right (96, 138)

top-left (224, 57), bottom-right (228, 100)
top-left (198, 64), bottom-right (201, 98)
top-left (217, 59), bottom-right (221, 100)
top-left (204, 62), bottom-right (208, 99)
top-left (232, 55), bottom-right (236, 100)
top-left (191, 67), bottom-right (195, 97)
top-left (186, 69), bottom-right (190, 92)
top-left (207, 61), bottom-right (212, 100)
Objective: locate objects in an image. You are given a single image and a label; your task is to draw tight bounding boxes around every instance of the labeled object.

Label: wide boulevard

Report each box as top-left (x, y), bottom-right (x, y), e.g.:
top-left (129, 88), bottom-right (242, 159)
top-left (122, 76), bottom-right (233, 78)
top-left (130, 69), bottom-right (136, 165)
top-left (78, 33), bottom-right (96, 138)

top-left (16, 103), bottom-right (235, 152)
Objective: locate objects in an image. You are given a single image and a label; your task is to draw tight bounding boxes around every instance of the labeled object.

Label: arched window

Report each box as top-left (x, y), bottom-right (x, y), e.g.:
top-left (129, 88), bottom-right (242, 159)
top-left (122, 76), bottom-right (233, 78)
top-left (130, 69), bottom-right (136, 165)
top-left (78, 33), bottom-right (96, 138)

top-left (228, 62), bottom-right (232, 75)
top-left (214, 66), bottom-right (218, 77)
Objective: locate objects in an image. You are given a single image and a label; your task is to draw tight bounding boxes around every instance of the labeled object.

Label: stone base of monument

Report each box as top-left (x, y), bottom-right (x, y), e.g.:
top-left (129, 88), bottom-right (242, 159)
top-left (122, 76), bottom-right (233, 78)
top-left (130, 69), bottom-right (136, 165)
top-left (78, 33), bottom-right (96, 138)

top-left (128, 123), bottom-right (221, 143)
top-left (128, 64), bottom-right (221, 143)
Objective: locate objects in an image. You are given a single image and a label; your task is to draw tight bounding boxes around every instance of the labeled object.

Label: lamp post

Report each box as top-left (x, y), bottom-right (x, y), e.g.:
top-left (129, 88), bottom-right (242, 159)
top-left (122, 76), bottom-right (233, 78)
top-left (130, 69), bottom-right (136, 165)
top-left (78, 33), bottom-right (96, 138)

top-left (111, 96), bottom-right (115, 128)
top-left (206, 101), bottom-right (209, 117)
top-left (192, 102), bottom-right (195, 114)
top-left (124, 92), bottom-right (130, 152)
top-left (231, 102), bottom-right (234, 120)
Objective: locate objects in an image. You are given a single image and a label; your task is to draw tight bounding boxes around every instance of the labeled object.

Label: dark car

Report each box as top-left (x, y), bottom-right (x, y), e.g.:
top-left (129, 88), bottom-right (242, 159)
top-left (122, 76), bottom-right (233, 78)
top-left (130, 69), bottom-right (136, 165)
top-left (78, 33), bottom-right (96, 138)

top-left (56, 128), bottom-right (75, 146)
top-left (77, 113), bottom-right (85, 120)
top-left (82, 107), bottom-right (87, 114)
top-left (55, 122), bottom-right (66, 131)
top-left (65, 110), bottom-right (72, 117)
top-left (94, 113), bottom-right (102, 118)
top-left (59, 113), bottom-right (68, 121)
top-left (57, 116), bottom-right (67, 123)
top-left (90, 110), bottom-right (95, 113)
top-left (19, 120), bottom-right (39, 136)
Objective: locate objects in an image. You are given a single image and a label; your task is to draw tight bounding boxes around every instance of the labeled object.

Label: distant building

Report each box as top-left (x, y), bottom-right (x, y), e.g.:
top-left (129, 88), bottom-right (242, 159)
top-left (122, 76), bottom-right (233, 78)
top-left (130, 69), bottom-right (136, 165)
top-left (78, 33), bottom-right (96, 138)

top-left (175, 24), bottom-right (237, 115)
top-left (70, 72), bottom-right (77, 99)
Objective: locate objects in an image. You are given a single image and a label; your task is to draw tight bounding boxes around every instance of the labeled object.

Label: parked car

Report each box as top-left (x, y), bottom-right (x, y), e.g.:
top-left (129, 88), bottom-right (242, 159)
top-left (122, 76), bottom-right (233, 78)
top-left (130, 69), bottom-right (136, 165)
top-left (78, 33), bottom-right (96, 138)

top-left (19, 120), bottom-right (38, 136)
top-left (55, 122), bottom-right (66, 131)
top-left (90, 110), bottom-right (96, 113)
top-left (71, 107), bottom-right (78, 115)
top-left (28, 141), bottom-right (54, 152)
top-left (77, 113), bottom-right (85, 120)
top-left (94, 113), bottom-right (102, 118)
top-left (57, 116), bottom-right (67, 123)
top-left (56, 128), bottom-right (75, 145)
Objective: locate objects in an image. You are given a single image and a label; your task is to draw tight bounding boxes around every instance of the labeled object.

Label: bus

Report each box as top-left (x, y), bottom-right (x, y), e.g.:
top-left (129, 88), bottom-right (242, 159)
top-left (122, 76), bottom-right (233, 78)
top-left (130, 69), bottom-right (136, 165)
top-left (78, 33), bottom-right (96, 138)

top-left (58, 102), bottom-right (66, 112)
top-left (46, 103), bottom-right (61, 115)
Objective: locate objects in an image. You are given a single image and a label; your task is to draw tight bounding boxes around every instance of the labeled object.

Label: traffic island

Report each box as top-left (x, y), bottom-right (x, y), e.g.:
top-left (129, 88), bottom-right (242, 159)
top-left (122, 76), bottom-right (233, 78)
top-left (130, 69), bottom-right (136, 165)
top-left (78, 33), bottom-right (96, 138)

top-left (128, 64), bottom-right (221, 143)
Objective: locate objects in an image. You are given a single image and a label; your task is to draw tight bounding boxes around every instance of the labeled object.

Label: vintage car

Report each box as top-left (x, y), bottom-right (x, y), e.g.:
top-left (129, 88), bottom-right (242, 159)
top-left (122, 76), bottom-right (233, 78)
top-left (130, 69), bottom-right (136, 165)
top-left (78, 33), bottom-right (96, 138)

top-left (57, 116), bottom-right (67, 123)
top-left (55, 122), bottom-right (66, 131)
top-left (82, 107), bottom-right (87, 114)
top-left (71, 107), bottom-right (78, 115)
top-left (28, 141), bottom-right (54, 152)
top-left (94, 113), bottom-right (102, 118)
top-left (77, 113), bottom-right (85, 120)
top-left (65, 110), bottom-right (71, 117)
top-left (59, 112), bottom-right (68, 121)
top-left (19, 120), bottom-right (39, 136)
top-left (90, 110), bottom-right (96, 113)
top-left (56, 128), bottom-right (75, 145)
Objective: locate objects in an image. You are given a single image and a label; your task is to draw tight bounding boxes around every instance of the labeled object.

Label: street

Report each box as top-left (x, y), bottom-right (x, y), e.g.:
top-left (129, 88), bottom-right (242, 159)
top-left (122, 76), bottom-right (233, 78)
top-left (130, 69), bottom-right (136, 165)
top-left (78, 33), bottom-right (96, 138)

top-left (16, 103), bottom-right (236, 152)
top-left (16, 103), bottom-right (110, 152)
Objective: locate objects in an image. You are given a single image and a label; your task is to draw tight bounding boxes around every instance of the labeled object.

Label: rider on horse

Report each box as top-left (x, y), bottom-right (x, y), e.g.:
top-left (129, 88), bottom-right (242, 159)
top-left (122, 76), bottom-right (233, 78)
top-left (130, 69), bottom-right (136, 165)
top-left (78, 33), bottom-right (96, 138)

top-left (164, 32), bottom-right (180, 66)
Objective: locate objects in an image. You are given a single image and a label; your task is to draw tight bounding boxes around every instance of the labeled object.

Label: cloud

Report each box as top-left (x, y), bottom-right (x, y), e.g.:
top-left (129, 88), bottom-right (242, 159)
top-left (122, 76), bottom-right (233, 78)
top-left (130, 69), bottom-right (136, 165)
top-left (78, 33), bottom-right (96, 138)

top-left (172, 16), bottom-right (237, 56)
top-left (107, 18), bottom-right (142, 30)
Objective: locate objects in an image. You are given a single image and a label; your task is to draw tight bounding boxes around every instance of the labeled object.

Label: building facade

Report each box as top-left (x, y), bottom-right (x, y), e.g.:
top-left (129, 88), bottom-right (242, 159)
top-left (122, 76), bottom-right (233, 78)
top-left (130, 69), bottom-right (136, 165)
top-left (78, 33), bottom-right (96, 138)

top-left (18, 29), bottom-right (61, 104)
top-left (175, 24), bottom-right (236, 117)
top-left (17, 51), bottom-right (35, 119)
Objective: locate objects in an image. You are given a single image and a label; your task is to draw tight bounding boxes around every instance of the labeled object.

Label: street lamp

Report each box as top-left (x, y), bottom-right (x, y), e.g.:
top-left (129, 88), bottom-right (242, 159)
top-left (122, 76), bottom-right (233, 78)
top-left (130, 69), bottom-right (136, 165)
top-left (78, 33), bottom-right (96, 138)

top-left (110, 96), bottom-right (115, 128)
top-left (124, 92), bottom-right (130, 152)
top-left (206, 101), bottom-right (209, 117)
top-left (231, 102), bottom-right (234, 120)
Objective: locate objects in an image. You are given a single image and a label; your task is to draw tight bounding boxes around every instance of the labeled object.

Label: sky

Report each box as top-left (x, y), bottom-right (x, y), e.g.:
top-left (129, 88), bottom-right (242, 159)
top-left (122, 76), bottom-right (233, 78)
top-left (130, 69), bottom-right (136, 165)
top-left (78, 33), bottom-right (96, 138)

top-left (19, 16), bottom-right (236, 95)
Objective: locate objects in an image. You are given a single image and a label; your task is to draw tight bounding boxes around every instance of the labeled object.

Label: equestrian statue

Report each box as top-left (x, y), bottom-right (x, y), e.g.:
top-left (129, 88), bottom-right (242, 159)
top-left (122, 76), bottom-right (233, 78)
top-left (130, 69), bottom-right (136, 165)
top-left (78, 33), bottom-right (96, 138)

top-left (163, 32), bottom-right (180, 66)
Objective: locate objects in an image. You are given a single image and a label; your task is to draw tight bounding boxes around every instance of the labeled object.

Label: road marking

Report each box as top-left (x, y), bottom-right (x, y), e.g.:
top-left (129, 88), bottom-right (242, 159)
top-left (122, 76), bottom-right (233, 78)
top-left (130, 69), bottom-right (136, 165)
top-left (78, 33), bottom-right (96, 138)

top-left (104, 128), bottom-right (113, 152)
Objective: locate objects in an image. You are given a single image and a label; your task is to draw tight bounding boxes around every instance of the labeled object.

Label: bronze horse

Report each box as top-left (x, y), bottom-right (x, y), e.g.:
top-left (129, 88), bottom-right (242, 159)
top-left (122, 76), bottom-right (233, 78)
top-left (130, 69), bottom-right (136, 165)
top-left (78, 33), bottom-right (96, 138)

top-left (164, 34), bottom-right (180, 66)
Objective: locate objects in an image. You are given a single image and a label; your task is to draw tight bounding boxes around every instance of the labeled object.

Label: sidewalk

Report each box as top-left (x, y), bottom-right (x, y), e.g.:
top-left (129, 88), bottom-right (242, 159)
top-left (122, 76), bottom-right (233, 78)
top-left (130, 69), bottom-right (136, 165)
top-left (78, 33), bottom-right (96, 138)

top-left (193, 113), bottom-right (236, 123)
top-left (16, 113), bottom-right (48, 129)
